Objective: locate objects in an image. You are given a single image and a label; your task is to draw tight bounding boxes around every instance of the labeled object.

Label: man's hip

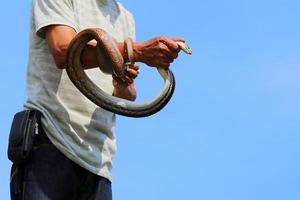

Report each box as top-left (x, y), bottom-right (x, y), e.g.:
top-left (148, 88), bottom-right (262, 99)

top-left (10, 125), bottom-right (112, 200)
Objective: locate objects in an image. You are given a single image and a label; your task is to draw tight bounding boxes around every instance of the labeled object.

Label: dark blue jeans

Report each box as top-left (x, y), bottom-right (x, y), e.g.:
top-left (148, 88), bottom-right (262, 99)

top-left (10, 128), bottom-right (112, 200)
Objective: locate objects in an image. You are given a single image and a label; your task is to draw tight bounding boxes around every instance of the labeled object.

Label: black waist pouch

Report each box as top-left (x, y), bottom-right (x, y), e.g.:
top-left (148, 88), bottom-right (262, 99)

top-left (7, 110), bottom-right (42, 164)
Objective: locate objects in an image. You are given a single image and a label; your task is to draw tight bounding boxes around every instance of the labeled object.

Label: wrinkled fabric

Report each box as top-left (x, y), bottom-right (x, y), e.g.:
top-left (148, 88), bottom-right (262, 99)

top-left (24, 0), bottom-right (135, 181)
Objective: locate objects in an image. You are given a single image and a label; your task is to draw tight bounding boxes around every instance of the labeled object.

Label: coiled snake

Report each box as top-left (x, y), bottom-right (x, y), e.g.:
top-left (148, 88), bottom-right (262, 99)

top-left (65, 28), bottom-right (192, 118)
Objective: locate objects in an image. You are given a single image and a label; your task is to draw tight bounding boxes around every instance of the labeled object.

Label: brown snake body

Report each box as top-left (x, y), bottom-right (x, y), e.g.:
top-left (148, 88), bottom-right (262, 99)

top-left (65, 28), bottom-right (191, 118)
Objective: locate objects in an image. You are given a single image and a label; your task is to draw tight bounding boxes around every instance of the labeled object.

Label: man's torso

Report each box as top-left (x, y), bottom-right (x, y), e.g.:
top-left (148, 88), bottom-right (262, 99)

top-left (25, 0), bottom-right (135, 181)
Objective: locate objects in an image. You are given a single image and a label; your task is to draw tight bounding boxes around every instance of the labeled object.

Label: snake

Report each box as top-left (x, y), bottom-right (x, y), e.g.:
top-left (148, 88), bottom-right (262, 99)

top-left (65, 28), bottom-right (192, 118)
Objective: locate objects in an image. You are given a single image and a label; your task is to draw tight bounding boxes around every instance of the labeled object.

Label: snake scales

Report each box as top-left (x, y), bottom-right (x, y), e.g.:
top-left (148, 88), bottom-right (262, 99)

top-left (65, 28), bottom-right (192, 118)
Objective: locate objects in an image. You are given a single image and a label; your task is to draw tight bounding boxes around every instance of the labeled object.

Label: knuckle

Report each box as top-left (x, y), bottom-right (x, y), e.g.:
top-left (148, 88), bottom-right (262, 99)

top-left (157, 43), bottom-right (166, 50)
top-left (157, 36), bottom-right (165, 42)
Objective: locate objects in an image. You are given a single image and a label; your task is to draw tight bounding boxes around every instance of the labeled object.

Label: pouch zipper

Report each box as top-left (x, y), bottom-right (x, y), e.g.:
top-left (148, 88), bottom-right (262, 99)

top-left (35, 122), bottom-right (39, 135)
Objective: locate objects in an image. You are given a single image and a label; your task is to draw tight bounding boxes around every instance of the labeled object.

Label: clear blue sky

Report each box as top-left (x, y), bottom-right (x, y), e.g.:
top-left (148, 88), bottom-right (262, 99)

top-left (1, 0), bottom-right (300, 199)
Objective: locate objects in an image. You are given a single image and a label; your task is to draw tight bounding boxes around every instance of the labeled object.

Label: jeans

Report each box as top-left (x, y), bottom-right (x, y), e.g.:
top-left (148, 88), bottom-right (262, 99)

top-left (10, 128), bottom-right (112, 200)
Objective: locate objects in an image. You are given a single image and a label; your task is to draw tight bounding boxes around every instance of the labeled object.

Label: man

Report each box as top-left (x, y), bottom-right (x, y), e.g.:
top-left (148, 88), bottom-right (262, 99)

top-left (10, 0), bottom-right (183, 199)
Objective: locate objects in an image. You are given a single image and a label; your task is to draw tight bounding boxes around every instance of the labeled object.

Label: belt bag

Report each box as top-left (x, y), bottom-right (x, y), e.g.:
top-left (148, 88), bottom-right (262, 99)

top-left (7, 110), bottom-right (42, 164)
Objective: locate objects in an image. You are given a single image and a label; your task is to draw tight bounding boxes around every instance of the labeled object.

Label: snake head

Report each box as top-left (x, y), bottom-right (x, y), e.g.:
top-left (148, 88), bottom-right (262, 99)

top-left (176, 41), bottom-right (192, 55)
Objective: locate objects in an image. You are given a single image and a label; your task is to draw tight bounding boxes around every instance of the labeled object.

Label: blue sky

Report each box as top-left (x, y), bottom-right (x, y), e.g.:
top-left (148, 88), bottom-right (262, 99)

top-left (1, 0), bottom-right (300, 199)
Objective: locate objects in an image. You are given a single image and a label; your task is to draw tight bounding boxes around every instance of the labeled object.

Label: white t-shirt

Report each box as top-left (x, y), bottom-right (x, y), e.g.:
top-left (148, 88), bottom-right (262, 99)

top-left (24, 0), bottom-right (135, 181)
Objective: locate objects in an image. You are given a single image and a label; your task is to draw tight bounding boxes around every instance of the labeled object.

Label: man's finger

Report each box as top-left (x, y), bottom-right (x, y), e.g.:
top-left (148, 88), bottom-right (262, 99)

top-left (113, 75), bottom-right (133, 86)
top-left (131, 64), bottom-right (139, 71)
top-left (156, 46), bottom-right (177, 61)
top-left (156, 42), bottom-right (171, 54)
top-left (162, 38), bottom-right (181, 52)
top-left (165, 51), bottom-right (178, 60)
top-left (171, 37), bottom-right (185, 42)
top-left (123, 76), bottom-right (133, 84)
top-left (113, 77), bottom-right (125, 87)
top-left (126, 68), bottom-right (138, 79)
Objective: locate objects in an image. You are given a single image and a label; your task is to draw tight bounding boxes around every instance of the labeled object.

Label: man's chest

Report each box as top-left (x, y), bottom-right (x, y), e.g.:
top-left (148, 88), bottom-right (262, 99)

top-left (72, 0), bottom-right (129, 41)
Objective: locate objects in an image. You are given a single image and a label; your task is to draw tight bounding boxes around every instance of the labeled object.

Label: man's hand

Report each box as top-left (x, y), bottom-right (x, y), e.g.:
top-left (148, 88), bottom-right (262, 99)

top-left (113, 36), bottom-right (184, 101)
top-left (112, 64), bottom-right (139, 101)
top-left (132, 36), bottom-right (185, 69)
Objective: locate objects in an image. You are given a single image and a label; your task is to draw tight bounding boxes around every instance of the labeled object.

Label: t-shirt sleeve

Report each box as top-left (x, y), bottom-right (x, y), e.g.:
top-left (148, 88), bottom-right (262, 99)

top-left (32, 0), bottom-right (77, 38)
top-left (128, 13), bottom-right (136, 41)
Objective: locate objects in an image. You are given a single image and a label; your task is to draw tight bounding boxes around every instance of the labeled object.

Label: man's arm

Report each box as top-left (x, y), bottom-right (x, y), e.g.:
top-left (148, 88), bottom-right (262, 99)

top-left (44, 25), bottom-right (127, 69)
